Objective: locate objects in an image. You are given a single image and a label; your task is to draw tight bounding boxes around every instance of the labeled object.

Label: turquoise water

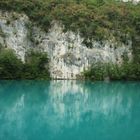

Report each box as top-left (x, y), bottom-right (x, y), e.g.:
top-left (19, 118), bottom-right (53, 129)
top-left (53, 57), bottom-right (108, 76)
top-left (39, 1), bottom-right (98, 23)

top-left (0, 81), bottom-right (140, 140)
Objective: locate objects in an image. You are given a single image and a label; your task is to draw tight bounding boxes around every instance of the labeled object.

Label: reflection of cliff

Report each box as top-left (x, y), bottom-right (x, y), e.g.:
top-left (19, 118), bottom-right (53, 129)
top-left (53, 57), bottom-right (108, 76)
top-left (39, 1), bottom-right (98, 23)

top-left (0, 81), bottom-right (140, 138)
top-left (0, 81), bottom-right (50, 140)
top-left (42, 81), bottom-right (134, 132)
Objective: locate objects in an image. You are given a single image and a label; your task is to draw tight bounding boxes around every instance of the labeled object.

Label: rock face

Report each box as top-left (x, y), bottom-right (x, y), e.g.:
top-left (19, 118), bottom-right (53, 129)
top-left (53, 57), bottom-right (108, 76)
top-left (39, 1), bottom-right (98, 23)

top-left (0, 11), bottom-right (132, 79)
top-left (122, 0), bottom-right (140, 3)
top-left (0, 12), bottom-right (31, 62)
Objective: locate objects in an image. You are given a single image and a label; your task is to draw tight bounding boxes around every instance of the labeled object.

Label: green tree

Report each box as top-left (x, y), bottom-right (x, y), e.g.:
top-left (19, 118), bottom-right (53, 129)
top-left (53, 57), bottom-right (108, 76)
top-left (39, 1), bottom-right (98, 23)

top-left (0, 49), bottom-right (23, 79)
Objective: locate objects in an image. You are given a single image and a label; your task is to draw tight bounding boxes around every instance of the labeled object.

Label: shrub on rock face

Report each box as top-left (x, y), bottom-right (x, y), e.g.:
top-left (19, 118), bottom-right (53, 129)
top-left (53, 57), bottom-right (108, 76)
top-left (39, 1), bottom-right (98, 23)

top-left (0, 48), bottom-right (50, 80)
top-left (84, 62), bottom-right (140, 81)
top-left (0, 49), bottom-right (23, 79)
top-left (23, 51), bottom-right (50, 79)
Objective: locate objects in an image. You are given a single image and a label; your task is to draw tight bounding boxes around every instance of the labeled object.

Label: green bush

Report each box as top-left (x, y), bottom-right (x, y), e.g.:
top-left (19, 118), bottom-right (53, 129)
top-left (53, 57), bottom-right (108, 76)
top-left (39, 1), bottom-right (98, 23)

top-left (84, 62), bottom-right (140, 81)
top-left (23, 51), bottom-right (50, 79)
top-left (0, 48), bottom-right (50, 80)
top-left (0, 49), bottom-right (23, 79)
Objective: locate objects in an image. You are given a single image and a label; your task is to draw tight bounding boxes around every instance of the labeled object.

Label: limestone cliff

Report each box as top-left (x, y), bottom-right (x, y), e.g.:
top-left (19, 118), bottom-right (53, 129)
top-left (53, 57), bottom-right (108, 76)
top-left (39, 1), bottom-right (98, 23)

top-left (0, 11), bottom-right (132, 79)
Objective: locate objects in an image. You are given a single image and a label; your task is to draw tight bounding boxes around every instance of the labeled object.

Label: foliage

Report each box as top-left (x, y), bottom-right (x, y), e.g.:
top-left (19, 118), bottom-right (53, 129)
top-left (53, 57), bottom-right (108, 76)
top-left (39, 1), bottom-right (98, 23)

top-left (0, 0), bottom-right (139, 40)
top-left (84, 61), bottom-right (140, 81)
top-left (23, 51), bottom-right (50, 79)
top-left (0, 48), bottom-right (50, 80)
top-left (0, 49), bottom-right (23, 79)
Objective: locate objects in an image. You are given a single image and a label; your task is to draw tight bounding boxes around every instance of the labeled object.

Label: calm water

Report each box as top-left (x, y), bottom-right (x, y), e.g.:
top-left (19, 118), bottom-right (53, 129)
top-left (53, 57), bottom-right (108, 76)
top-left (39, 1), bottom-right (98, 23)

top-left (0, 81), bottom-right (140, 140)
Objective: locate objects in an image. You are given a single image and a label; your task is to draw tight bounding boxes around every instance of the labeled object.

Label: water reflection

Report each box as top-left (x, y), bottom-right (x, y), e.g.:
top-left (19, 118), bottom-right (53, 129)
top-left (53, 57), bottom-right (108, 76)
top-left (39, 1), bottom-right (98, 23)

top-left (43, 81), bottom-right (135, 131)
top-left (0, 81), bottom-right (140, 140)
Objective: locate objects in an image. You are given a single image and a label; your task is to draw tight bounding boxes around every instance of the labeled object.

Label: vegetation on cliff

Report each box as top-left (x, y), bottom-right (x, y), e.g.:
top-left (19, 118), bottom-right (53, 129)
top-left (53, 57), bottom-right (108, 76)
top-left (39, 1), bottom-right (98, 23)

top-left (84, 62), bottom-right (140, 80)
top-left (0, 1), bottom-right (139, 41)
top-left (0, 48), bottom-right (50, 80)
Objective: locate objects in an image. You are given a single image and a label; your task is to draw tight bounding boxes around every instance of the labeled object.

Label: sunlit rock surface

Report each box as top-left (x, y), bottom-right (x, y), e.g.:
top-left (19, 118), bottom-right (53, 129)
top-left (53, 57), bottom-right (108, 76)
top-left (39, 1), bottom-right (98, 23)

top-left (122, 0), bottom-right (140, 4)
top-left (0, 12), bottom-right (31, 62)
top-left (0, 11), bottom-right (132, 79)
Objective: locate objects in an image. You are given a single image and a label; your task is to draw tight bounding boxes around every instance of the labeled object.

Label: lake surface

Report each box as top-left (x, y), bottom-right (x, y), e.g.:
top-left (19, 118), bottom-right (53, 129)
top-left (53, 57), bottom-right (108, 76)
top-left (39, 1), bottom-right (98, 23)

top-left (0, 81), bottom-right (140, 140)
